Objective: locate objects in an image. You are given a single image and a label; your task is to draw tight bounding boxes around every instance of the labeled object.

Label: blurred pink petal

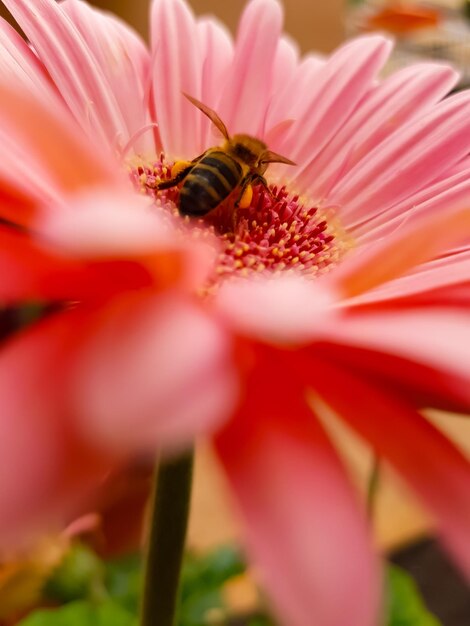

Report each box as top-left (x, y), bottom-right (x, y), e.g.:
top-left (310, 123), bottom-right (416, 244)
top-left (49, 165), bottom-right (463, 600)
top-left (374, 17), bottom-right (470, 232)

top-left (0, 82), bottom-right (119, 207)
top-left (216, 348), bottom-right (379, 626)
top-left (0, 314), bottom-right (114, 544)
top-left (72, 292), bottom-right (237, 453)
top-left (308, 358), bottom-right (470, 579)
top-left (334, 204), bottom-right (470, 298)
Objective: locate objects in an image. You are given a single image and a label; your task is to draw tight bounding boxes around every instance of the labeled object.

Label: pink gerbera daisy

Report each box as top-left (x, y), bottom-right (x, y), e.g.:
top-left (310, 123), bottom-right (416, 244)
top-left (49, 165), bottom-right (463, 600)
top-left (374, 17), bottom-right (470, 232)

top-left (0, 1), bottom-right (470, 626)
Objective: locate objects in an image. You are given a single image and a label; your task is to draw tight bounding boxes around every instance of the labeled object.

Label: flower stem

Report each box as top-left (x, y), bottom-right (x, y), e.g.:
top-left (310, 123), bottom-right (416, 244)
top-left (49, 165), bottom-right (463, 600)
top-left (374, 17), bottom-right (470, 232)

top-left (140, 449), bottom-right (194, 626)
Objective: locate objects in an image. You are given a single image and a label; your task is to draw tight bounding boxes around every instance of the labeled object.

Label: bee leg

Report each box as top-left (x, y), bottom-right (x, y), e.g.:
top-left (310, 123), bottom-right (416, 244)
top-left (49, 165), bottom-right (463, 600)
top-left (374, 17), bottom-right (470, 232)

top-left (235, 176), bottom-right (255, 208)
top-left (154, 151), bottom-right (206, 190)
top-left (155, 163), bottom-right (194, 190)
top-left (253, 174), bottom-right (275, 199)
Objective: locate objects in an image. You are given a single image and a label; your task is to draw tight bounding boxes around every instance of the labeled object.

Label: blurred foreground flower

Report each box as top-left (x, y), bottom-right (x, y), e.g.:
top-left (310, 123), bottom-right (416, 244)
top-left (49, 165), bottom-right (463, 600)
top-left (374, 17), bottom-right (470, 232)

top-left (0, 1), bottom-right (470, 625)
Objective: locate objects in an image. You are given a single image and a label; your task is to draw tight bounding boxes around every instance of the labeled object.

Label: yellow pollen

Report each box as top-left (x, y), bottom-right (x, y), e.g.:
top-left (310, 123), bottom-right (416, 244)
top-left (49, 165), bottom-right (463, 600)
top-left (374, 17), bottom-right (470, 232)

top-left (171, 160), bottom-right (192, 178)
top-left (238, 184), bottom-right (253, 209)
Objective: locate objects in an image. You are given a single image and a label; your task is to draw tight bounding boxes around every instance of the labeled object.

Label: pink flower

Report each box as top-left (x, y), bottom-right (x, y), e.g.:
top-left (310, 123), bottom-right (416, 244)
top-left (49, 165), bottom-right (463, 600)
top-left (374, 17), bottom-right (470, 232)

top-left (0, 1), bottom-right (470, 626)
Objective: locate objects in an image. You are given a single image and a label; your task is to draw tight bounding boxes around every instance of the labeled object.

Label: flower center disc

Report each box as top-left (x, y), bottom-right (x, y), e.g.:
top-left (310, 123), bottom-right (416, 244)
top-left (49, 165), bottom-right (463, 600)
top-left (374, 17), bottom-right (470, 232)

top-left (132, 157), bottom-right (350, 281)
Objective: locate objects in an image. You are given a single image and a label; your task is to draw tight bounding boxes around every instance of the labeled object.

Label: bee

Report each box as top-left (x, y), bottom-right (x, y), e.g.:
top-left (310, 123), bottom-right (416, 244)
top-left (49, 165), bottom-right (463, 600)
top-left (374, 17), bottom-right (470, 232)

top-left (156, 93), bottom-right (296, 216)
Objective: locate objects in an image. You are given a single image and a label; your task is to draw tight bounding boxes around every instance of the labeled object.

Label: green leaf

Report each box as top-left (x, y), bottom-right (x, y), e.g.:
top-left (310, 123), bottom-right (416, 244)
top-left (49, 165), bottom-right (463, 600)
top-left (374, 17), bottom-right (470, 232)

top-left (181, 545), bottom-right (246, 599)
top-left (179, 545), bottom-right (246, 626)
top-left (44, 543), bottom-right (107, 603)
top-left (104, 553), bottom-right (143, 615)
top-left (17, 601), bottom-right (136, 626)
top-left (387, 564), bottom-right (442, 626)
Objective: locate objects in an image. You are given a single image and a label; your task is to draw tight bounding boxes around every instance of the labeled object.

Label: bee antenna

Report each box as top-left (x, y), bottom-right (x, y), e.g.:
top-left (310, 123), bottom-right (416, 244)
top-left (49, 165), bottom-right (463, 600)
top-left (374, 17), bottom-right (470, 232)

top-left (260, 149), bottom-right (296, 167)
top-left (183, 92), bottom-right (230, 141)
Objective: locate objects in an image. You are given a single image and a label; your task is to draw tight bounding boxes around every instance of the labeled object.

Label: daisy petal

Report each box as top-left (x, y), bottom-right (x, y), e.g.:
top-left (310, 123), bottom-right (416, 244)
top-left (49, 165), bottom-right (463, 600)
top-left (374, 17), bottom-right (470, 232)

top-left (0, 82), bottom-right (118, 197)
top-left (332, 92), bottom-right (470, 223)
top-left (72, 292), bottom-right (238, 453)
top-left (335, 205), bottom-right (470, 298)
top-left (265, 53), bottom-right (324, 145)
top-left (318, 307), bottom-right (470, 407)
top-left (299, 63), bottom-right (458, 200)
top-left (0, 224), bottom-right (155, 304)
top-left (282, 36), bottom-right (392, 174)
top-left (0, 226), bottom-right (75, 302)
top-left (349, 250), bottom-right (470, 304)
top-left (309, 358), bottom-right (470, 580)
top-left (216, 275), bottom-right (338, 345)
top-left (151, 0), bottom-right (203, 158)
top-left (311, 342), bottom-right (470, 415)
top-left (61, 0), bottom-right (153, 155)
top-left (197, 17), bottom-right (233, 148)
top-left (40, 187), bottom-right (218, 291)
top-left (2, 0), bottom-right (129, 149)
top-left (218, 0), bottom-right (283, 135)
top-left (356, 165), bottom-right (470, 243)
top-left (0, 18), bottom-right (55, 101)
top-left (215, 348), bottom-right (379, 626)
top-left (0, 314), bottom-right (113, 546)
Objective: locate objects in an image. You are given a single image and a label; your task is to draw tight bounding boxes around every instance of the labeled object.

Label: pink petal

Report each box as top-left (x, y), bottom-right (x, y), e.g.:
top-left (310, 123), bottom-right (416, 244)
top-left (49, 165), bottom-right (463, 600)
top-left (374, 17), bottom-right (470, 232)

top-left (265, 53), bottom-right (324, 143)
top-left (215, 348), bottom-right (379, 626)
top-left (39, 187), bottom-right (219, 291)
top-left (197, 17), bottom-right (233, 149)
top-left (270, 35), bottom-right (300, 101)
top-left (0, 226), bottom-right (76, 302)
top-left (331, 91), bottom-right (470, 224)
top-left (3, 0), bottom-right (130, 150)
top-left (217, 0), bottom-right (284, 136)
top-left (72, 292), bottom-right (238, 453)
top-left (310, 342), bottom-right (470, 415)
top-left (280, 36), bottom-right (392, 178)
top-left (151, 0), bottom-right (204, 158)
top-left (298, 63), bottom-right (458, 201)
top-left (356, 165), bottom-right (470, 243)
top-left (0, 124), bottom-right (61, 225)
top-left (317, 307), bottom-right (470, 404)
top-left (0, 314), bottom-right (114, 546)
top-left (349, 249), bottom-right (470, 304)
top-left (215, 275), bottom-right (338, 345)
top-left (0, 224), bottom-right (155, 304)
top-left (335, 205), bottom-right (470, 298)
top-left (0, 18), bottom-right (56, 102)
top-left (307, 357), bottom-right (470, 579)
top-left (0, 81), bottom-right (119, 200)
top-left (61, 0), bottom-right (154, 155)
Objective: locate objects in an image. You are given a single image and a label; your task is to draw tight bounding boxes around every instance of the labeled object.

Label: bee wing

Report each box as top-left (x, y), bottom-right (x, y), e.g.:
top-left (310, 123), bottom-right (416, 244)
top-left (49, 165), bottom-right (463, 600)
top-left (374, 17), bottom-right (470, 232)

top-left (183, 93), bottom-right (230, 141)
top-left (260, 150), bottom-right (296, 166)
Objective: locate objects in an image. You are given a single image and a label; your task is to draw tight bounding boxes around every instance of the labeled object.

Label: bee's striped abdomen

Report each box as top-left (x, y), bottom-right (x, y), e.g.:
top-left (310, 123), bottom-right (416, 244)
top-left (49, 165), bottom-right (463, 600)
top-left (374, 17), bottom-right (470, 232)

top-left (179, 150), bottom-right (242, 216)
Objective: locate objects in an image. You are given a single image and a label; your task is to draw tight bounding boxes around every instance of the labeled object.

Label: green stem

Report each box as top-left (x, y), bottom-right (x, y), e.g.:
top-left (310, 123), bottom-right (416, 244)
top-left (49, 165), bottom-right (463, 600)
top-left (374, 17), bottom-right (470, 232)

top-left (140, 449), bottom-right (194, 626)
